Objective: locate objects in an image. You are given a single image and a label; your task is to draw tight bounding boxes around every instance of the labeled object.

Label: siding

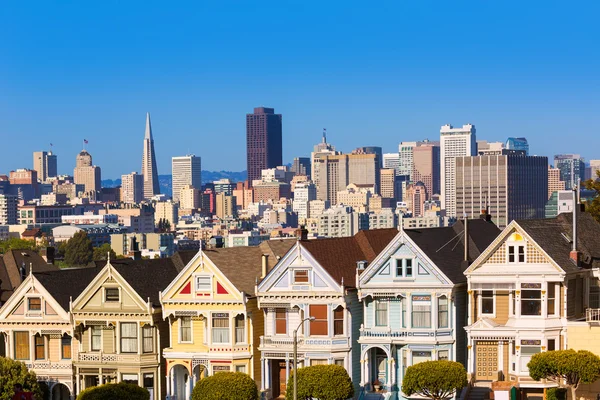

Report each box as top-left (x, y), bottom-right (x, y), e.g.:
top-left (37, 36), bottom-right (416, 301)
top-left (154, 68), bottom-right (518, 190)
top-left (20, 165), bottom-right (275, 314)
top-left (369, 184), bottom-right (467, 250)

top-left (347, 290), bottom-right (362, 398)
top-left (502, 341), bottom-right (509, 380)
top-left (389, 299), bottom-right (401, 330)
top-left (454, 288), bottom-right (467, 365)
top-left (48, 337), bottom-right (60, 361)
top-left (365, 300), bottom-right (374, 328)
top-left (560, 284), bottom-right (565, 318)
top-left (247, 298), bottom-right (263, 386)
top-left (103, 329), bottom-right (115, 353)
top-left (493, 291), bottom-right (509, 325)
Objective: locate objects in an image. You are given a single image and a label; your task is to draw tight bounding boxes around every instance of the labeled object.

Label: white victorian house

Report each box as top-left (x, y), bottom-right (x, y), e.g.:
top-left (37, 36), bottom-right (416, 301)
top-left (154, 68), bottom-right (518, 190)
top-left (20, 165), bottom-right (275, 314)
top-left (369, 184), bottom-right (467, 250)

top-left (356, 219), bottom-right (500, 400)
top-left (256, 229), bottom-right (398, 399)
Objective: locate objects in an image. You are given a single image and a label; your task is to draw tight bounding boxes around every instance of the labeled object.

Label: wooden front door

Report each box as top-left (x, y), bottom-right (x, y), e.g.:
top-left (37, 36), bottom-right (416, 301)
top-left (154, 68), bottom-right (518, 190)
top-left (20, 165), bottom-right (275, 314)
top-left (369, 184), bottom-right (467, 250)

top-left (476, 341), bottom-right (498, 381)
top-left (272, 360), bottom-right (287, 399)
top-left (279, 362), bottom-right (287, 397)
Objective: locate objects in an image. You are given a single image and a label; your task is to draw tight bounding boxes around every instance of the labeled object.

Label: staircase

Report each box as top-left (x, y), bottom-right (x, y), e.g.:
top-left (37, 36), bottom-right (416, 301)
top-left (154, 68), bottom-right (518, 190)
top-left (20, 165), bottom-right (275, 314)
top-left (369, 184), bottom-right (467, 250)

top-left (468, 382), bottom-right (493, 400)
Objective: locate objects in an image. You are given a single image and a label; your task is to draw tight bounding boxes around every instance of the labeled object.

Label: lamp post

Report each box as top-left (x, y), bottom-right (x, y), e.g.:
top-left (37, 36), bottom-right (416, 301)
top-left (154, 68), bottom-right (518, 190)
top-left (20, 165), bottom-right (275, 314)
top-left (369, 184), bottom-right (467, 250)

top-left (293, 316), bottom-right (315, 400)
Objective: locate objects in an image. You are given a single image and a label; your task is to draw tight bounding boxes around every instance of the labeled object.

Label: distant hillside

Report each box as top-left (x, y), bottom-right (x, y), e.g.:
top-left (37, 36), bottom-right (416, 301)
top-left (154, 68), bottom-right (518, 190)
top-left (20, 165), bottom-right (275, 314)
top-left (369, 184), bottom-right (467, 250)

top-left (102, 171), bottom-right (248, 193)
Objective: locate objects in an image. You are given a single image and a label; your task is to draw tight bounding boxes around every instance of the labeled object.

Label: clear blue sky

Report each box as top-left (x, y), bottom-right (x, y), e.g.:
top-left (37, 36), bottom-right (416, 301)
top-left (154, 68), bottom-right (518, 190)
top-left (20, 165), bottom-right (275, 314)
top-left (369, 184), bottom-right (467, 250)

top-left (1, 1), bottom-right (599, 178)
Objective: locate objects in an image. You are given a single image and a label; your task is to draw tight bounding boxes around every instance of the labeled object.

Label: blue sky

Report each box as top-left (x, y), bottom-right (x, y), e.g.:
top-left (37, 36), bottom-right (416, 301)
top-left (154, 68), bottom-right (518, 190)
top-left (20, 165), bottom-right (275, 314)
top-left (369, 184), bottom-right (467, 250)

top-left (1, 1), bottom-right (599, 178)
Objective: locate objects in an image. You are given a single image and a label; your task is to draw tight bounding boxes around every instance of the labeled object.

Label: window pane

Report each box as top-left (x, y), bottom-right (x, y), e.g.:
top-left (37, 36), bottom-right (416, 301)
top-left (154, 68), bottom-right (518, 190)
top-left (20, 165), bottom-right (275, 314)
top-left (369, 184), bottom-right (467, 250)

top-left (91, 327), bottom-right (102, 351)
top-left (482, 291), bottom-right (494, 314)
top-left (35, 336), bottom-right (45, 360)
top-left (548, 339), bottom-right (556, 351)
top-left (180, 317), bottom-right (192, 342)
top-left (375, 301), bottom-right (388, 326)
top-left (508, 246), bottom-right (515, 263)
top-left (412, 297), bottom-right (431, 328)
top-left (294, 270), bottom-right (309, 283)
top-left (235, 315), bottom-right (245, 343)
top-left (521, 290), bottom-right (542, 316)
top-left (406, 259), bottom-right (413, 277)
top-left (518, 246), bottom-right (525, 262)
top-left (196, 276), bottom-right (211, 292)
top-left (438, 350), bottom-right (449, 361)
top-left (275, 308), bottom-right (287, 334)
top-left (310, 305), bottom-right (328, 335)
top-left (333, 306), bottom-right (344, 335)
top-left (121, 323), bottom-right (138, 353)
top-left (438, 297), bottom-right (448, 328)
top-left (105, 288), bottom-right (119, 302)
top-left (28, 297), bottom-right (42, 311)
top-left (143, 326), bottom-right (153, 353)
top-left (547, 283), bottom-right (556, 316)
top-left (212, 313), bottom-right (229, 343)
top-left (395, 260), bottom-right (402, 276)
top-left (15, 331), bottom-right (29, 360)
top-left (62, 335), bottom-right (72, 359)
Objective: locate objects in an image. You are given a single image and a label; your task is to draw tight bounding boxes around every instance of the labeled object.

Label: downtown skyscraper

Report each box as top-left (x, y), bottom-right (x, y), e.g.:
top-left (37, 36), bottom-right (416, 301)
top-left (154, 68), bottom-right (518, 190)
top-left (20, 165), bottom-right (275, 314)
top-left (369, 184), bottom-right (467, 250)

top-left (246, 107), bottom-right (282, 185)
top-left (172, 155), bottom-right (202, 203)
top-left (142, 113), bottom-right (160, 199)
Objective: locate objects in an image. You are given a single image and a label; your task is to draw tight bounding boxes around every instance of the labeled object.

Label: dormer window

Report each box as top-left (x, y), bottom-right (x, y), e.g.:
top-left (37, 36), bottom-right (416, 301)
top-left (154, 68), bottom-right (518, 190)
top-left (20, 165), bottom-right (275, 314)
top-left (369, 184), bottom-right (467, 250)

top-left (105, 288), bottom-right (120, 302)
top-left (507, 233), bottom-right (526, 263)
top-left (395, 259), bottom-right (414, 278)
top-left (196, 276), bottom-right (212, 292)
top-left (294, 270), bottom-right (309, 284)
top-left (28, 297), bottom-right (42, 311)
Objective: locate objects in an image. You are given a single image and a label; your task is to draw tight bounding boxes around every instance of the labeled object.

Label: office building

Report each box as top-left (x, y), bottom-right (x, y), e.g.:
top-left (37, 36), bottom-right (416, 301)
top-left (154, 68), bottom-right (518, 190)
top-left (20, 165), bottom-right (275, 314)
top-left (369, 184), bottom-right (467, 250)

top-left (506, 137), bottom-right (529, 155)
top-left (317, 205), bottom-right (369, 238)
top-left (368, 208), bottom-right (397, 230)
top-left (9, 169), bottom-right (37, 185)
top-left (310, 131), bottom-right (338, 193)
top-left (383, 152), bottom-right (401, 175)
top-left (477, 141), bottom-right (505, 155)
top-left (246, 107), bottom-right (282, 185)
top-left (412, 143), bottom-right (440, 198)
top-left (380, 168), bottom-right (396, 199)
top-left (590, 160), bottom-right (600, 181)
top-left (213, 178), bottom-right (235, 195)
top-left (337, 184), bottom-right (372, 212)
top-left (292, 181), bottom-right (317, 222)
top-left (291, 157), bottom-right (311, 178)
top-left (33, 151), bottom-right (58, 181)
top-left (253, 181), bottom-right (291, 203)
top-left (440, 123), bottom-right (477, 217)
top-left (215, 193), bottom-right (237, 219)
top-left (405, 182), bottom-right (428, 217)
top-left (545, 190), bottom-right (575, 218)
top-left (99, 205), bottom-right (155, 233)
top-left (398, 141), bottom-right (417, 178)
top-left (179, 185), bottom-right (201, 210)
top-left (73, 151), bottom-right (101, 194)
top-left (227, 230), bottom-right (270, 247)
top-left (553, 154), bottom-right (585, 190)
top-left (154, 201), bottom-right (178, 229)
top-left (0, 194), bottom-right (18, 225)
top-left (354, 146), bottom-right (383, 168)
top-left (455, 154), bottom-right (548, 228)
top-left (141, 113), bottom-right (160, 199)
top-left (232, 182), bottom-right (253, 211)
top-left (111, 232), bottom-right (175, 257)
top-left (121, 172), bottom-right (144, 204)
top-left (548, 166), bottom-right (566, 200)
top-left (171, 155), bottom-right (202, 203)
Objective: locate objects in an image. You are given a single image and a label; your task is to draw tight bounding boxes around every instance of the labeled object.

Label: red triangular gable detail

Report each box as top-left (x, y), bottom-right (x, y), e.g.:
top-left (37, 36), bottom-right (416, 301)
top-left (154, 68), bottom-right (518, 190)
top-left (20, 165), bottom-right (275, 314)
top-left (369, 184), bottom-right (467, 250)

top-left (216, 282), bottom-right (229, 295)
top-left (180, 282), bottom-right (191, 295)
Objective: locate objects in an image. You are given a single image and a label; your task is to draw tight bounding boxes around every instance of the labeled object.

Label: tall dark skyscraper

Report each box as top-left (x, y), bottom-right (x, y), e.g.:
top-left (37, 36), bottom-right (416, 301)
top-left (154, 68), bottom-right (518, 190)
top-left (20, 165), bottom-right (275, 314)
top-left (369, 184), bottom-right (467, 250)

top-left (246, 107), bottom-right (282, 185)
top-left (142, 112), bottom-right (160, 199)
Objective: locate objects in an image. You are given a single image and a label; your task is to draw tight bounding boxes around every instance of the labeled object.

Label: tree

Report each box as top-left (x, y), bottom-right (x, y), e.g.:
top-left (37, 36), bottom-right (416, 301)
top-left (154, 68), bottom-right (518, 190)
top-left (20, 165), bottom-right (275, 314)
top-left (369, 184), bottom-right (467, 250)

top-left (402, 360), bottom-right (467, 400)
top-left (0, 237), bottom-right (36, 254)
top-left (528, 349), bottom-right (600, 400)
top-left (584, 170), bottom-right (600, 223)
top-left (76, 382), bottom-right (149, 400)
top-left (192, 372), bottom-right (258, 400)
top-left (0, 357), bottom-right (43, 400)
top-left (93, 243), bottom-right (117, 262)
top-left (286, 364), bottom-right (354, 400)
top-left (63, 231), bottom-right (93, 266)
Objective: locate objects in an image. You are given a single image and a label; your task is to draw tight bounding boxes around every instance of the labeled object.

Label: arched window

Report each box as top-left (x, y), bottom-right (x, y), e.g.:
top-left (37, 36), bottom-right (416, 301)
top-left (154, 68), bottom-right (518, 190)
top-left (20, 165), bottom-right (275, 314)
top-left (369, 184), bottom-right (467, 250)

top-left (333, 306), bottom-right (344, 335)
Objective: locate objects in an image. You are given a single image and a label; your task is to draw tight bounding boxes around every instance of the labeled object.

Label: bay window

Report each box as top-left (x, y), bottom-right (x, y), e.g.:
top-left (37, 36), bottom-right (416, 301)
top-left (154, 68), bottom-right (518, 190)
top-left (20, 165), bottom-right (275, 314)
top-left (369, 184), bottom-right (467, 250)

top-left (120, 323), bottom-right (138, 353)
top-left (412, 296), bottom-right (431, 328)
top-left (309, 305), bottom-right (328, 336)
top-left (212, 313), bottom-right (230, 343)
top-left (521, 284), bottom-right (542, 316)
top-left (375, 300), bottom-right (388, 327)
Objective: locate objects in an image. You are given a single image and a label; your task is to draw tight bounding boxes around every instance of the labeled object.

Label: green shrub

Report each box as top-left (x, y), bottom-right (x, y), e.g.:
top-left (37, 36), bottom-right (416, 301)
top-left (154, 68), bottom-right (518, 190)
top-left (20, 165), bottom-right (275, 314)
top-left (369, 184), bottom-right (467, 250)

top-left (76, 382), bottom-right (149, 400)
top-left (547, 388), bottom-right (567, 400)
top-left (286, 364), bottom-right (354, 400)
top-left (402, 360), bottom-right (467, 400)
top-left (0, 357), bottom-right (42, 400)
top-left (192, 372), bottom-right (258, 400)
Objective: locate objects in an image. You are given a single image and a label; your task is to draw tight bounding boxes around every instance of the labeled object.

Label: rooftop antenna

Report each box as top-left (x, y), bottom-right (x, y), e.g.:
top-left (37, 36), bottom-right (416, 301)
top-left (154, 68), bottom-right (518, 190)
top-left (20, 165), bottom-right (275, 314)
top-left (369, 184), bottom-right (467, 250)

top-left (49, 143), bottom-right (53, 153)
top-left (322, 128), bottom-right (327, 143)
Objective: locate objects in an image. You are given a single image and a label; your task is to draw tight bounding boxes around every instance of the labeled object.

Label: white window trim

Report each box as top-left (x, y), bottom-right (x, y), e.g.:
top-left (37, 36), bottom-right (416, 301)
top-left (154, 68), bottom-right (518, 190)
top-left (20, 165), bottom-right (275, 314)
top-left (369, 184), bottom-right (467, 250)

top-left (394, 258), bottom-right (416, 279)
top-left (210, 312), bottom-right (231, 345)
top-left (273, 308), bottom-right (288, 336)
top-left (519, 283), bottom-right (544, 318)
top-left (507, 242), bottom-right (527, 264)
top-left (24, 294), bottom-right (43, 315)
top-left (194, 274), bottom-right (213, 296)
top-left (291, 268), bottom-right (311, 285)
top-left (479, 290), bottom-right (496, 318)
top-left (103, 286), bottom-right (121, 303)
top-left (178, 316), bottom-right (193, 344)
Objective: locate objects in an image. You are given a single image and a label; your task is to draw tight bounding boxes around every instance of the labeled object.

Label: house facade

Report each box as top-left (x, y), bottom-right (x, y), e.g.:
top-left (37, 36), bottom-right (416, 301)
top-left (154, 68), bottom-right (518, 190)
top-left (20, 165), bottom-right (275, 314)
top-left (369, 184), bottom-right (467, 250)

top-left (356, 219), bottom-right (499, 399)
top-left (464, 212), bottom-right (600, 393)
top-left (160, 240), bottom-right (293, 400)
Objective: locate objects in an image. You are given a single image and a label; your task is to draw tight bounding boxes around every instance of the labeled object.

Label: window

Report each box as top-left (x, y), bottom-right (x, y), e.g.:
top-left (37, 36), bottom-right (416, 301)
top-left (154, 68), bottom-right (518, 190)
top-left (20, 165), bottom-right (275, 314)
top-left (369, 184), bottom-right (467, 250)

top-left (14, 331), bottom-right (29, 360)
top-left (375, 300), bottom-right (388, 327)
top-left (519, 246), bottom-right (525, 262)
top-left (333, 306), bottom-right (344, 335)
top-left (213, 365), bottom-right (230, 374)
top-left (548, 339), bottom-right (556, 351)
top-left (212, 313), bottom-right (230, 343)
top-left (508, 246), bottom-right (515, 263)
top-left (412, 351), bottom-right (432, 364)
top-left (294, 270), bottom-right (309, 284)
top-left (62, 335), bottom-right (72, 359)
top-left (121, 374), bottom-right (139, 385)
top-left (508, 245), bottom-right (525, 263)
top-left (547, 284), bottom-right (556, 316)
top-left (438, 296), bottom-right (448, 328)
top-left (143, 373), bottom-right (154, 389)
top-left (395, 260), bottom-right (403, 276)
top-left (438, 350), bottom-right (449, 361)
top-left (310, 359), bottom-right (327, 366)
top-left (180, 317), bottom-right (192, 343)
top-left (235, 365), bottom-right (246, 373)
top-left (35, 335), bottom-right (45, 360)
top-left (412, 296), bottom-right (431, 328)
top-left (275, 309), bottom-right (287, 335)
top-left (396, 259), bottom-right (414, 277)
top-left (406, 259), bottom-right (413, 277)
top-left (142, 326), bottom-right (153, 353)
top-left (105, 288), bottom-right (119, 302)
top-left (235, 315), bottom-right (245, 343)
top-left (196, 276), bottom-right (211, 292)
top-left (481, 291), bottom-right (494, 315)
top-left (28, 297), bottom-right (41, 311)
top-left (309, 305), bottom-right (328, 336)
top-left (120, 323), bottom-right (138, 353)
top-left (335, 359), bottom-right (345, 367)
top-left (521, 284), bottom-right (542, 316)
top-left (91, 326), bottom-right (102, 351)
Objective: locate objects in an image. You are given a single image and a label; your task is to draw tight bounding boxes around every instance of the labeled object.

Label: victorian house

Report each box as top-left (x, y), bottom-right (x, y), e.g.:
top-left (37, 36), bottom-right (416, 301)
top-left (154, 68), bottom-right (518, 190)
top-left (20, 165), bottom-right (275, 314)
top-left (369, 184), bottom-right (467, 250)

top-left (160, 240), bottom-right (293, 400)
top-left (256, 229), bottom-right (398, 399)
top-left (356, 219), bottom-right (499, 399)
top-left (464, 211), bottom-right (600, 395)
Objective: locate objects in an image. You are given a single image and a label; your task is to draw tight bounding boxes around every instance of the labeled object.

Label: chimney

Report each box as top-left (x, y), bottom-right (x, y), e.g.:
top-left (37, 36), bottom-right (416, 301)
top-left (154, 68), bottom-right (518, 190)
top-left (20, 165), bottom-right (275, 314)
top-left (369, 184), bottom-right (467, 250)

top-left (356, 260), bottom-right (367, 271)
top-left (570, 189), bottom-right (580, 266)
top-left (464, 217), bottom-right (469, 262)
top-left (261, 254), bottom-right (269, 278)
top-left (295, 225), bottom-right (308, 241)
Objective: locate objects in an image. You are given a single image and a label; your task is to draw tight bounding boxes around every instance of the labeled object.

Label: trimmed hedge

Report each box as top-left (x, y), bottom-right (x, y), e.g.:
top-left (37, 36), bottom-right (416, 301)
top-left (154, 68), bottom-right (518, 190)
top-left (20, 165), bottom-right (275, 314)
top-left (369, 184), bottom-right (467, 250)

top-left (76, 382), bottom-right (149, 400)
top-left (286, 364), bottom-right (354, 400)
top-left (547, 388), bottom-right (567, 400)
top-left (192, 372), bottom-right (258, 400)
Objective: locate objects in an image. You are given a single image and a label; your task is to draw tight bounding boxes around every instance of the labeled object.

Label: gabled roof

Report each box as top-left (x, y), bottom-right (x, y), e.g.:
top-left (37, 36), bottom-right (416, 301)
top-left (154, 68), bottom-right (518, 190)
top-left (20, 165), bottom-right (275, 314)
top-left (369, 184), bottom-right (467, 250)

top-left (300, 228), bottom-right (399, 287)
top-left (404, 219), bottom-right (500, 284)
top-left (0, 250), bottom-right (58, 303)
top-left (172, 251), bottom-right (198, 272)
top-left (516, 212), bottom-right (600, 273)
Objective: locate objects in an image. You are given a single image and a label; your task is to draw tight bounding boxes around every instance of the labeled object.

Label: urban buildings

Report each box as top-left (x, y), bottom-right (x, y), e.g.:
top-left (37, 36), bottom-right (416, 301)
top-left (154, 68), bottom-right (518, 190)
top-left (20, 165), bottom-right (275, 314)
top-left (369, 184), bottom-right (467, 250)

top-left (121, 172), bottom-right (144, 204)
top-left (506, 137), bottom-right (530, 155)
top-left (398, 141), bottom-right (419, 178)
top-left (545, 190), bottom-right (575, 218)
top-left (379, 168), bottom-right (396, 199)
top-left (171, 155), bottom-right (202, 203)
top-left (33, 151), bottom-right (58, 181)
top-left (291, 157), bottom-right (311, 177)
top-left (0, 194), bottom-right (18, 225)
top-left (590, 159), bottom-right (600, 181)
top-left (412, 142), bottom-right (440, 198)
top-left (141, 113), bottom-right (160, 199)
top-left (455, 154), bottom-right (548, 228)
top-left (111, 232), bottom-right (175, 257)
top-left (383, 152), bottom-right (401, 175)
top-left (292, 181), bottom-right (317, 222)
top-left (213, 178), bottom-right (235, 195)
top-left (154, 201), bottom-right (179, 229)
top-left (337, 184), bottom-right (372, 212)
top-left (477, 141), bottom-right (505, 156)
top-left (310, 131), bottom-right (339, 193)
top-left (405, 182), bottom-right (428, 217)
top-left (179, 185), bottom-right (201, 211)
top-left (246, 107), bottom-right (283, 185)
top-left (215, 193), bottom-right (236, 219)
top-left (316, 205), bottom-right (369, 238)
top-left (440, 123), bottom-right (477, 217)
top-left (548, 165), bottom-right (566, 200)
top-left (73, 150), bottom-right (101, 195)
top-left (354, 146), bottom-right (383, 168)
top-left (554, 154), bottom-right (586, 189)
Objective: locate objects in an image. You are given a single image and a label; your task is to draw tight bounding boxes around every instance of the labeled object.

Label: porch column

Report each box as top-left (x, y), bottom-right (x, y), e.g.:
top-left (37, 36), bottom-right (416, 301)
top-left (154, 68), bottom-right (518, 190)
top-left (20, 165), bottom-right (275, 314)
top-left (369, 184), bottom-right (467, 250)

top-left (360, 358), bottom-right (365, 386)
top-left (170, 367), bottom-right (176, 398)
top-left (285, 356), bottom-right (290, 384)
top-left (470, 340), bottom-right (476, 375)
top-left (264, 359), bottom-right (270, 389)
top-left (75, 373), bottom-right (80, 395)
top-left (166, 369), bottom-right (171, 399)
top-left (260, 358), bottom-right (265, 391)
top-left (99, 368), bottom-right (103, 385)
top-left (389, 357), bottom-right (396, 387)
top-left (187, 374), bottom-right (192, 400)
top-left (364, 351), bottom-right (370, 387)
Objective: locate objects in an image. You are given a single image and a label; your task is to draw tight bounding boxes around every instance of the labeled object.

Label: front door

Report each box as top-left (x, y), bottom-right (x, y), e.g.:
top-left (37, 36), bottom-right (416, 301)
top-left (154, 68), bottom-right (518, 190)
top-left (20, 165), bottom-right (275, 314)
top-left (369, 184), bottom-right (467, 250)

top-left (271, 360), bottom-right (287, 399)
top-left (476, 341), bottom-right (498, 381)
top-left (279, 362), bottom-right (287, 397)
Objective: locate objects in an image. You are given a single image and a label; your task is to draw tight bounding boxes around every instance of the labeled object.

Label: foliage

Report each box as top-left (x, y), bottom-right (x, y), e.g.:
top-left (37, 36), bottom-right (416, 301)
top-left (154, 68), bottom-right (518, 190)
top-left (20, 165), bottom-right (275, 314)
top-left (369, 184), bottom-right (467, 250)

top-left (0, 357), bottom-right (43, 400)
top-left (286, 364), bottom-right (354, 400)
top-left (192, 372), bottom-right (258, 400)
top-left (156, 218), bottom-right (171, 233)
top-left (63, 231), bottom-right (93, 266)
top-left (76, 382), bottom-right (149, 400)
top-left (402, 360), bottom-right (467, 400)
top-left (528, 350), bottom-right (600, 400)
top-left (546, 388), bottom-right (567, 400)
top-left (0, 237), bottom-right (36, 254)
top-left (92, 243), bottom-right (117, 262)
top-left (584, 170), bottom-right (600, 223)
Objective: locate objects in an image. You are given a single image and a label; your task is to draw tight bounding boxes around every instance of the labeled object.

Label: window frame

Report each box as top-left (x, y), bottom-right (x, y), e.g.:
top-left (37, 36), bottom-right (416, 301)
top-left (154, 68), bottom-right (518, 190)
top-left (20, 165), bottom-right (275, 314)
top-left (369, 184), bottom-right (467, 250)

top-left (547, 283), bottom-right (556, 316)
top-left (520, 284), bottom-right (542, 316)
top-left (309, 304), bottom-right (328, 336)
top-left (481, 290), bottom-right (495, 316)
top-left (275, 308), bottom-right (287, 335)
top-left (14, 331), bottom-right (29, 360)
top-left (411, 295), bottom-right (432, 329)
top-left (333, 306), bottom-right (344, 336)
top-left (179, 316), bottom-right (192, 343)
top-left (104, 287), bottom-right (120, 302)
top-left (211, 313), bottom-right (230, 344)
top-left (195, 275), bottom-right (212, 293)
top-left (293, 270), bottom-right (309, 284)
top-left (61, 335), bottom-right (72, 359)
top-left (508, 244), bottom-right (526, 263)
top-left (27, 297), bottom-right (42, 312)
top-left (375, 300), bottom-right (388, 327)
top-left (235, 315), bottom-right (245, 344)
top-left (142, 325), bottom-right (153, 353)
top-left (34, 335), bottom-right (45, 360)
top-left (120, 322), bottom-right (138, 354)
top-left (438, 296), bottom-right (449, 328)
top-left (91, 326), bottom-right (102, 352)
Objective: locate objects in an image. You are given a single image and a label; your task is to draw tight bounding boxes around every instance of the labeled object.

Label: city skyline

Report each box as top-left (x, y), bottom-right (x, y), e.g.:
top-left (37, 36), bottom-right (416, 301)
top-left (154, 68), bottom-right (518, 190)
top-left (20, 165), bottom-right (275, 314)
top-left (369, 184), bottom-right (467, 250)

top-left (1, 2), bottom-right (599, 177)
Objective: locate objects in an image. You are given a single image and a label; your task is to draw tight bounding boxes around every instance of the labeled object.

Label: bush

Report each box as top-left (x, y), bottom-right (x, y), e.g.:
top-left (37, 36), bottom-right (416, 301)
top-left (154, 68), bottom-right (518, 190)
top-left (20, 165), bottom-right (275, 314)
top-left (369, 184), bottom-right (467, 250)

top-left (547, 388), bottom-right (567, 400)
top-left (286, 364), bottom-right (354, 400)
top-left (192, 372), bottom-right (258, 400)
top-left (76, 382), bottom-right (149, 400)
top-left (402, 360), bottom-right (467, 400)
top-left (0, 357), bottom-right (42, 400)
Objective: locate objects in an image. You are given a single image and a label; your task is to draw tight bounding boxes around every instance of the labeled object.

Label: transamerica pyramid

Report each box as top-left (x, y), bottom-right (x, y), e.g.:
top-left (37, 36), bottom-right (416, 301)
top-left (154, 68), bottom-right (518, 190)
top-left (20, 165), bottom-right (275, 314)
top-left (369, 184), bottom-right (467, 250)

top-left (142, 112), bottom-right (160, 199)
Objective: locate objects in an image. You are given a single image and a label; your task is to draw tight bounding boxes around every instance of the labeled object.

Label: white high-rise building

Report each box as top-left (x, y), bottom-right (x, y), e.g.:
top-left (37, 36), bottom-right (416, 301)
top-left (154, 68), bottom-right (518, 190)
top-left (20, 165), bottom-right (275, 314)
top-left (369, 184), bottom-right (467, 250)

top-left (383, 153), bottom-right (401, 175)
top-left (398, 141), bottom-right (418, 178)
top-left (440, 123), bottom-right (477, 217)
top-left (171, 155), bottom-right (202, 203)
top-left (292, 181), bottom-right (317, 222)
top-left (121, 172), bottom-right (144, 204)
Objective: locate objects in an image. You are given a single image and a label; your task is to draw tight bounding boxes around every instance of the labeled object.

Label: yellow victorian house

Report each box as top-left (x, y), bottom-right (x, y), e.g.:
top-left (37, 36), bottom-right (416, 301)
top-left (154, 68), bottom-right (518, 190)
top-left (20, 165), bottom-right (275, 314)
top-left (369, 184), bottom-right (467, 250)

top-left (160, 240), bottom-right (293, 400)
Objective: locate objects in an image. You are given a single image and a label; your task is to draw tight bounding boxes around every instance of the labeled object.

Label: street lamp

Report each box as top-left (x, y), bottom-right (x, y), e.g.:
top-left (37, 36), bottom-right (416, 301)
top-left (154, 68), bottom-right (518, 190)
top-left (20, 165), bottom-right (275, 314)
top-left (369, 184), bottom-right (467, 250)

top-left (293, 316), bottom-right (315, 400)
